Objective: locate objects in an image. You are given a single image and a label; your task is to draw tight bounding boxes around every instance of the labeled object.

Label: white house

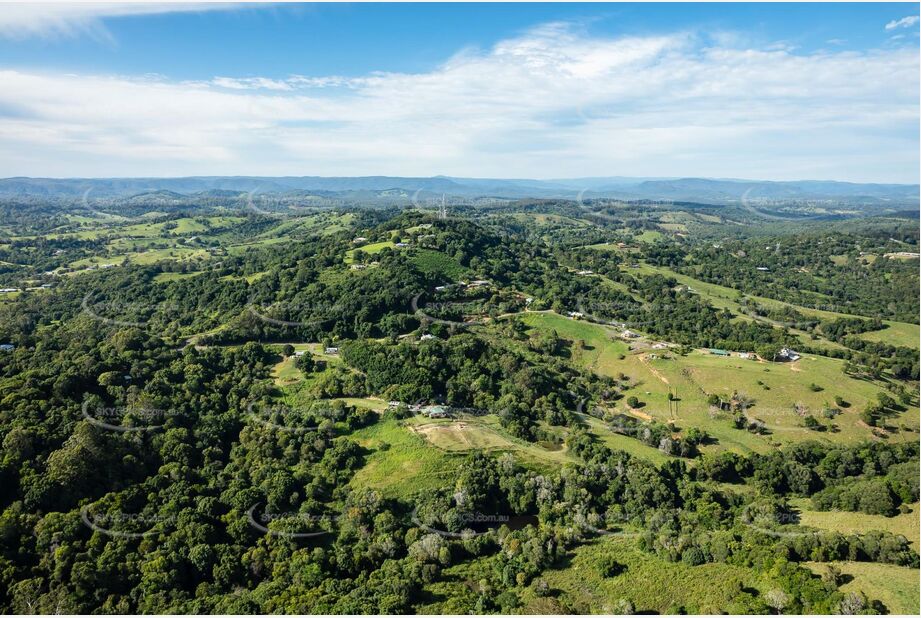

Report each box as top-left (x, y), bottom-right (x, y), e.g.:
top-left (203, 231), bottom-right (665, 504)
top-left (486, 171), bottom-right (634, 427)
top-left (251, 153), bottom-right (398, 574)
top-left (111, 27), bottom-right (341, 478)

top-left (0, 344), bottom-right (14, 352)
top-left (622, 330), bottom-right (639, 338)
top-left (420, 334), bottom-right (435, 341)
top-left (325, 347), bottom-right (339, 355)
top-left (779, 347), bottom-right (801, 361)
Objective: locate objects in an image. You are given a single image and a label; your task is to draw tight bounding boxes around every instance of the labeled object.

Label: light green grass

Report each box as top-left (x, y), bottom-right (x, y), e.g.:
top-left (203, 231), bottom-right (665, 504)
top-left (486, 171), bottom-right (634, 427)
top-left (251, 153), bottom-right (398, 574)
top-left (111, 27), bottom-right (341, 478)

top-left (344, 240), bottom-right (396, 263)
top-left (631, 263), bottom-right (918, 349)
top-left (793, 500), bottom-right (920, 550)
top-left (804, 561), bottom-right (919, 615)
top-left (411, 249), bottom-right (468, 279)
top-left (153, 272), bottom-right (202, 283)
top-left (519, 311), bottom-right (919, 459)
top-left (635, 230), bottom-right (664, 243)
top-left (348, 418), bottom-right (462, 499)
top-left (404, 413), bottom-right (573, 469)
top-left (517, 536), bottom-right (769, 614)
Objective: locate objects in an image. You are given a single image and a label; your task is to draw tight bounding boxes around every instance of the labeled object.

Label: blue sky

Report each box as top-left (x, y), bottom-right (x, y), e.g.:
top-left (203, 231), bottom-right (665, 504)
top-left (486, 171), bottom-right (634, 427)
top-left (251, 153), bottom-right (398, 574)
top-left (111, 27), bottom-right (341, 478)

top-left (0, 2), bottom-right (918, 181)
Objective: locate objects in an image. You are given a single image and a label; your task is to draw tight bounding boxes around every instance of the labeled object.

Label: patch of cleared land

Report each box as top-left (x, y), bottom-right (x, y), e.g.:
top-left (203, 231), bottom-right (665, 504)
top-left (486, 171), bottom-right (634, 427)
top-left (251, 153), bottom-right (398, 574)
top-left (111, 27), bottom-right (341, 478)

top-left (804, 561), bottom-right (919, 615)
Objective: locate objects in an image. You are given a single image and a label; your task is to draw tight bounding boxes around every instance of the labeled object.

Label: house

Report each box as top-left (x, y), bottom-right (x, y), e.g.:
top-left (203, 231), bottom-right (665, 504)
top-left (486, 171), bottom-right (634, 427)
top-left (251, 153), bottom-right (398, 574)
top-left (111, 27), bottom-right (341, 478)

top-left (434, 285), bottom-right (448, 291)
top-left (387, 401), bottom-right (402, 408)
top-left (622, 330), bottom-right (639, 339)
top-left (0, 288), bottom-right (20, 294)
top-left (424, 405), bottom-right (451, 419)
top-left (467, 280), bottom-right (490, 287)
top-left (756, 267), bottom-right (770, 272)
top-left (709, 348), bottom-right (730, 356)
top-left (324, 347), bottom-right (339, 355)
top-left (778, 347), bottom-right (801, 361)
top-left (293, 351), bottom-right (306, 357)
top-left (420, 334), bottom-right (435, 341)
top-left (577, 270), bottom-right (594, 275)
top-left (350, 264), bottom-right (367, 270)
top-left (395, 242), bottom-right (409, 248)
top-left (352, 236), bottom-right (368, 244)
top-left (738, 352), bottom-right (753, 359)
top-left (525, 297), bottom-right (533, 305)
top-left (0, 344), bottom-right (14, 352)
top-left (567, 311), bottom-right (584, 319)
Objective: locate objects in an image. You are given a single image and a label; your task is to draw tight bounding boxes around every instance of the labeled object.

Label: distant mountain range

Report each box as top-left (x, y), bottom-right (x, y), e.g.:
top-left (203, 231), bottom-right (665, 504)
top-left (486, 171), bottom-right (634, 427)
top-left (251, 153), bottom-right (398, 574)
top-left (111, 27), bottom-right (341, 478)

top-left (0, 175), bottom-right (917, 206)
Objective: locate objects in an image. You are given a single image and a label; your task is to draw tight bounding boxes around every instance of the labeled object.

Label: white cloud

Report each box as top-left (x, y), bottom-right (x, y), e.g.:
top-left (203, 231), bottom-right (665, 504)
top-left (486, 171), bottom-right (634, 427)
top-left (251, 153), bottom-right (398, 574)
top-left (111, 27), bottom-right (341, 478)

top-left (0, 3), bottom-right (236, 41)
top-left (0, 23), bottom-right (918, 181)
top-left (885, 15), bottom-right (920, 31)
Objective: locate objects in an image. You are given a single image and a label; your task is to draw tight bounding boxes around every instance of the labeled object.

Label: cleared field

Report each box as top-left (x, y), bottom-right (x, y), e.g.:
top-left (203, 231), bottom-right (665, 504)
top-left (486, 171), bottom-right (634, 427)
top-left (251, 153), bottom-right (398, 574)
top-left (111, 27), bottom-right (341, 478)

top-left (804, 561), bottom-right (920, 615)
top-left (857, 320), bottom-right (920, 349)
top-left (516, 312), bottom-right (630, 375)
top-left (793, 500), bottom-right (920, 550)
top-left (517, 536), bottom-right (769, 614)
top-left (411, 249), bottom-right (468, 279)
top-left (631, 263), bottom-right (919, 349)
top-left (344, 240), bottom-right (398, 263)
top-left (409, 419), bottom-right (515, 452)
top-left (348, 419), bottom-right (462, 499)
top-left (271, 356), bottom-right (302, 386)
top-left (519, 311), bottom-right (920, 459)
top-left (635, 230), bottom-right (664, 243)
top-left (405, 413), bottom-right (573, 468)
top-left (153, 271), bottom-right (202, 283)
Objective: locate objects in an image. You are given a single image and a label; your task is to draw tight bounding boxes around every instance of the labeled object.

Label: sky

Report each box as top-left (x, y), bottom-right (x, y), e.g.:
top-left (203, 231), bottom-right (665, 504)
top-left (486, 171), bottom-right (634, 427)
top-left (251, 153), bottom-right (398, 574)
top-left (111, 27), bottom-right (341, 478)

top-left (0, 2), bottom-right (918, 182)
